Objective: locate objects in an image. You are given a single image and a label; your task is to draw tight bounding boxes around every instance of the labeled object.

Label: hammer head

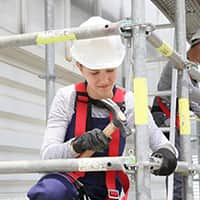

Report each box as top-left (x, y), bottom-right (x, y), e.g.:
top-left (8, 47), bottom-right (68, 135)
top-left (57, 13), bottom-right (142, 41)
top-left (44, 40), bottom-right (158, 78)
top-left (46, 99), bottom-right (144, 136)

top-left (100, 98), bottom-right (133, 137)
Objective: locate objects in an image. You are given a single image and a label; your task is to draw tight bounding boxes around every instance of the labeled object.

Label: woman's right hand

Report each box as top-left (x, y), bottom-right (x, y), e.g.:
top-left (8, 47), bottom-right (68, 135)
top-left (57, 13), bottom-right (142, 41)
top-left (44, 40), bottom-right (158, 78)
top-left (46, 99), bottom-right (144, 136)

top-left (71, 128), bottom-right (111, 153)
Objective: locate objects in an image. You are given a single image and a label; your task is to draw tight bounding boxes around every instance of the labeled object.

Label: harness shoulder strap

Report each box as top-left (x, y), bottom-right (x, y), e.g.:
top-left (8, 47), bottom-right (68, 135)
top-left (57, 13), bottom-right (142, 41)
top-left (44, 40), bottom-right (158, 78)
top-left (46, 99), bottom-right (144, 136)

top-left (75, 82), bottom-right (89, 136)
top-left (106, 87), bottom-right (130, 200)
top-left (157, 96), bottom-right (180, 129)
top-left (68, 82), bottom-right (88, 180)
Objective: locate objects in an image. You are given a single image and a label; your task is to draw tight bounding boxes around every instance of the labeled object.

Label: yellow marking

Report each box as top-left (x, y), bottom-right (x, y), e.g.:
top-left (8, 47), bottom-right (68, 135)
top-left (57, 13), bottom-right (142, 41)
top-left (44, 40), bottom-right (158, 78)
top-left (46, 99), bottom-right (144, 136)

top-left (125, 156), bottom-right (136, 166)
top-left (36, 31), bottom-right (76, 45)
top-left (133, 78), bottom-right (148, 125)
top-left (196, 116), bottom-right (200, 122)
top-left (156, 42), bottom-right (173, 57)
top-left (179, 98), bottom-right (191, 135)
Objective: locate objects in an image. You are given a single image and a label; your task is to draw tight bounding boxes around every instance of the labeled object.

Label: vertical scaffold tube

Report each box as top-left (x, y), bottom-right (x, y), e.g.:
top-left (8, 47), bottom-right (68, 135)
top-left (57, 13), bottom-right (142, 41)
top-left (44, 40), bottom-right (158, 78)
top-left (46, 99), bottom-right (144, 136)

top-left (45, 0), bottom-right (56, 119)
top-left (131, 0), bottom-right (151, 200)
top-left (175, 0), bottom-right (193, 199)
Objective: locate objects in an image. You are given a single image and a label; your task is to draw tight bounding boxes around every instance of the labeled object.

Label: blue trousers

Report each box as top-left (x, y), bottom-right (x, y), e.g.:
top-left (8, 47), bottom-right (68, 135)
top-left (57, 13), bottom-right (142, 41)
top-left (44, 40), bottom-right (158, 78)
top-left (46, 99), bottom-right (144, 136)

top-left (27, 173), bottom-right (79, 200)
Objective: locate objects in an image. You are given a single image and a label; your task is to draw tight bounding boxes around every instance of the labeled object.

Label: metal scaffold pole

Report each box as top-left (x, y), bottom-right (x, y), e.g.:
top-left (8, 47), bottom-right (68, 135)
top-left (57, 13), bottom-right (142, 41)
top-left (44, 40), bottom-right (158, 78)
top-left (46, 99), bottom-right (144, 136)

top-left (175, 0), bottom-right (193, 199)
top-left (94, 0), bottom-right (102, 16)
top-left (0, 23), bottom-right (119, 48)
top-left (122, 33), bottom-right (133, 90)
top-left (167, 42), bottom-right (178, 200)
top-left (146, 33), bottom-right (200, 83)
top-left (131, 0), bottom-right (150, 200)
top-left (0, 157), bottom-right (198, 175)
top-left (64, 0), bottom-right (71, 61)
top-left (45, 0), bottom-right (56, 119)
top-left (197, 119), bottom-right (200, 195)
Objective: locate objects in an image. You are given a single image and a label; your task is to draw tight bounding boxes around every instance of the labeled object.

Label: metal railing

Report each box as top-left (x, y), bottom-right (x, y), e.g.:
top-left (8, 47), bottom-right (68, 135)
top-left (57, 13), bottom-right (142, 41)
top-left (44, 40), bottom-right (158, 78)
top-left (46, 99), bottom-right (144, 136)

top-left (0, 156), bottom-right (199, 176)
top-left (0, 17), bottom-right (200, 199)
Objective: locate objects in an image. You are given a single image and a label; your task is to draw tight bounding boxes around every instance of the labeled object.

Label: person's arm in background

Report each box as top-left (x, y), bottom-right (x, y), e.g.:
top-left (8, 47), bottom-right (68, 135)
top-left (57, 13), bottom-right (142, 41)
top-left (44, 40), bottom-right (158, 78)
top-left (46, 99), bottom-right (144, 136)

top-left (158, 60), bottom-right (200, 104)
top-left (157, 60), bottom-right (174, 92)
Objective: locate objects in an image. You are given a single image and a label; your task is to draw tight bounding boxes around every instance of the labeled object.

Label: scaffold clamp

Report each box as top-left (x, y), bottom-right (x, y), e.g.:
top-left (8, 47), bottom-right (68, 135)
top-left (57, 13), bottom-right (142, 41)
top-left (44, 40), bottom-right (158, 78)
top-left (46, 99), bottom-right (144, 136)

top-left (119, 19), bottom-right (155, 39)
top-left (123, 155), bottom-right (137, 173)
top-left (119, 18), bottom-right (133, 38)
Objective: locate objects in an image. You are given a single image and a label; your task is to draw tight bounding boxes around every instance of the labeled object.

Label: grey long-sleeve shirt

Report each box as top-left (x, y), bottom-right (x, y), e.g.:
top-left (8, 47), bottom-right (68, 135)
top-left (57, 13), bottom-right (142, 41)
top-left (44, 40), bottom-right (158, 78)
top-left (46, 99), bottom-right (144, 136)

top-left (41, 84), bottom-right (177, 160)
top-left (158, 60), bottom-right (200, 117)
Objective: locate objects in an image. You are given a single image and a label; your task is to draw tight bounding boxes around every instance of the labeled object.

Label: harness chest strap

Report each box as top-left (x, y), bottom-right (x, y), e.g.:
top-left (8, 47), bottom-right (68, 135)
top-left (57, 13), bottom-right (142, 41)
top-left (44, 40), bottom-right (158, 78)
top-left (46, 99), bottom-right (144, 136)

top-left (69, 82), bottom-right (130, 200)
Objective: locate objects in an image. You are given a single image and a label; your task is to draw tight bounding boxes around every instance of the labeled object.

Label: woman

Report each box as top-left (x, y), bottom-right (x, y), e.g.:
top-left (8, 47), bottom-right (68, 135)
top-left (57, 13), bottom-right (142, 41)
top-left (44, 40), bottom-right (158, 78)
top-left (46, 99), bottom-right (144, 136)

top-left (28, 16), bottom-right (177, 200)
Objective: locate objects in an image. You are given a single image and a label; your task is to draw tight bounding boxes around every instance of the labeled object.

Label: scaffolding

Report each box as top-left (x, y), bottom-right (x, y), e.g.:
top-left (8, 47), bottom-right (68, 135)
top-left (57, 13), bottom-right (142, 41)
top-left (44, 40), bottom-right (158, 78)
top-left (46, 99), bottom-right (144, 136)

top-left (0, 0), bottom-right (200, 200)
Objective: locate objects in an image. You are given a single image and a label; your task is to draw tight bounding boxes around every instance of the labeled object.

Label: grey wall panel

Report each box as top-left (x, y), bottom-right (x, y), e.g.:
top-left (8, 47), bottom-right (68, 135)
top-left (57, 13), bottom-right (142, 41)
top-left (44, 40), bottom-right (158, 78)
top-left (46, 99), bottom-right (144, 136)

top-left (0, 0), bottom-right (19, 34)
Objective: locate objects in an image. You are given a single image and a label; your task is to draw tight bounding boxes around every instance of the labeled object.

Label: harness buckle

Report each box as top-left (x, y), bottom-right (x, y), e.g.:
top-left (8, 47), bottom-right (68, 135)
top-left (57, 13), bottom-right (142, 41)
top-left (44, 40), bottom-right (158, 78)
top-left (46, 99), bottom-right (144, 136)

top-left (108, 189), bottom-right (120, 199)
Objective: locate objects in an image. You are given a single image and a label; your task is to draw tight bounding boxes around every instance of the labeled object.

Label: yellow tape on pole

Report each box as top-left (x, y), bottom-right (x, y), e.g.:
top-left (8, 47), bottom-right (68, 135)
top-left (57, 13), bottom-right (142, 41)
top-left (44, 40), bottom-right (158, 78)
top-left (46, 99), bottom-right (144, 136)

top-left (36, 31), bottom-right (76, 45)
top-left (196, 116), bottom-right (200, 122)
top-left (156, 42), bottom-right (173, 57)
top-left (133, 78), bottom-right (148, 125)
top-left (179, 98), bottom-right (191, 135)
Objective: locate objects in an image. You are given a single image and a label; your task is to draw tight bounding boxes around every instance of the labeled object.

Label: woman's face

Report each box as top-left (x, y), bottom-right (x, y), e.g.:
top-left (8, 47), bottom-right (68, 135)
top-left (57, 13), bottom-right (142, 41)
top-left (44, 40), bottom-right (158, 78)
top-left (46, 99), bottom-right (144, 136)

top-left (77, 63), bottom-right (118, 99)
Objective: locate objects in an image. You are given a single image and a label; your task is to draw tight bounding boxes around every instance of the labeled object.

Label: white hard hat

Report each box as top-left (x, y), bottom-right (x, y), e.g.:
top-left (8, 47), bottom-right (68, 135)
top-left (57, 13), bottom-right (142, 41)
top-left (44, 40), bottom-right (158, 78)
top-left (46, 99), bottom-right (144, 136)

top-left (71, 16), bottom-right (125, 70)
top-left (190, 28), bottom-right (200, 47)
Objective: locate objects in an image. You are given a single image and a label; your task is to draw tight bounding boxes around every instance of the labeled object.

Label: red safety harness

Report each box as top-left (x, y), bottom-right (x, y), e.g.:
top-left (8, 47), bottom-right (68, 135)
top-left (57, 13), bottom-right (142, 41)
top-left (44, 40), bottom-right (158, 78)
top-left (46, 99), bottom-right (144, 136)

top-left (157, 96), bottom-right (180, 129)
top-left (69, 82), bottom-right (130, 200)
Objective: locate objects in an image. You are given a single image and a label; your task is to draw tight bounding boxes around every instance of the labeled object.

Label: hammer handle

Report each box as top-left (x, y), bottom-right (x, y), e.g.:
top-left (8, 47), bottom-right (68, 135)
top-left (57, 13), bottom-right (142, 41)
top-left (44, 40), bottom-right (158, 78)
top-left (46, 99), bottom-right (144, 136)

top-left (80, 122), bottom-right (116, 157)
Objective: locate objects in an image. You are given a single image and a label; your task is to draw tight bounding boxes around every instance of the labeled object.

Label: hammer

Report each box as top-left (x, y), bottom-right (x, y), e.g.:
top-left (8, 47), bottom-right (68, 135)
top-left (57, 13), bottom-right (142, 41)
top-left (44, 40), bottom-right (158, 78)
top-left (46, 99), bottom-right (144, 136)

top-left (80, 98), bottom-right (132, 157)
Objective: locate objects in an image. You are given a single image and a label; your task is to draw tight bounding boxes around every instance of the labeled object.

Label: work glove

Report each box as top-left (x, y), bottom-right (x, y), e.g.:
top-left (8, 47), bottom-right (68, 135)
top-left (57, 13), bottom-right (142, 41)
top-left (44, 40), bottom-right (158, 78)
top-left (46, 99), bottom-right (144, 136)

top-left (151, 148), bottom-right (177, 176)
top-left (71, 128), bottom-right (111, 153)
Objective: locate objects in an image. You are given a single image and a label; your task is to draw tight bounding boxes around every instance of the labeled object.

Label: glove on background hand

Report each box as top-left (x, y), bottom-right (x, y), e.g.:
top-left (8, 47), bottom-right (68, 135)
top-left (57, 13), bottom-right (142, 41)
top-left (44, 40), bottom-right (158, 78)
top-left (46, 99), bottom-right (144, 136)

top-left (151, 148), bottom-right (177, 176)
top-left (72, 128), bottom-right (111, 153)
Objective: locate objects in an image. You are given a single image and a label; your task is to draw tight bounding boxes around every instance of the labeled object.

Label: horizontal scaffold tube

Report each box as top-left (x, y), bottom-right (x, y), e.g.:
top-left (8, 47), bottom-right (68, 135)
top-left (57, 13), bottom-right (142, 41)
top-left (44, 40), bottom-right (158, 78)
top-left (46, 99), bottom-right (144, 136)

top-left (0, 156), bottom-right (131, 174)
top-left (0, 22), bottom-right (119, 48)
top-left (0, 156), bottom-right (198, 176)
top-left (0, 156), bottom-right (136, 174)
top-left (146, 32), bottom-right (183, 69)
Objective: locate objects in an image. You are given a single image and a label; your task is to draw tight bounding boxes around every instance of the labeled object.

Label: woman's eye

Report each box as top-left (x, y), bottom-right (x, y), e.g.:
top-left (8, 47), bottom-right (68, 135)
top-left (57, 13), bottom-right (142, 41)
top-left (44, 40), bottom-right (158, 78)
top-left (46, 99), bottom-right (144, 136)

top-left (91, 72), bottom-right (99, 75)
top-left (106, 69), bottom-right (114, 73)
